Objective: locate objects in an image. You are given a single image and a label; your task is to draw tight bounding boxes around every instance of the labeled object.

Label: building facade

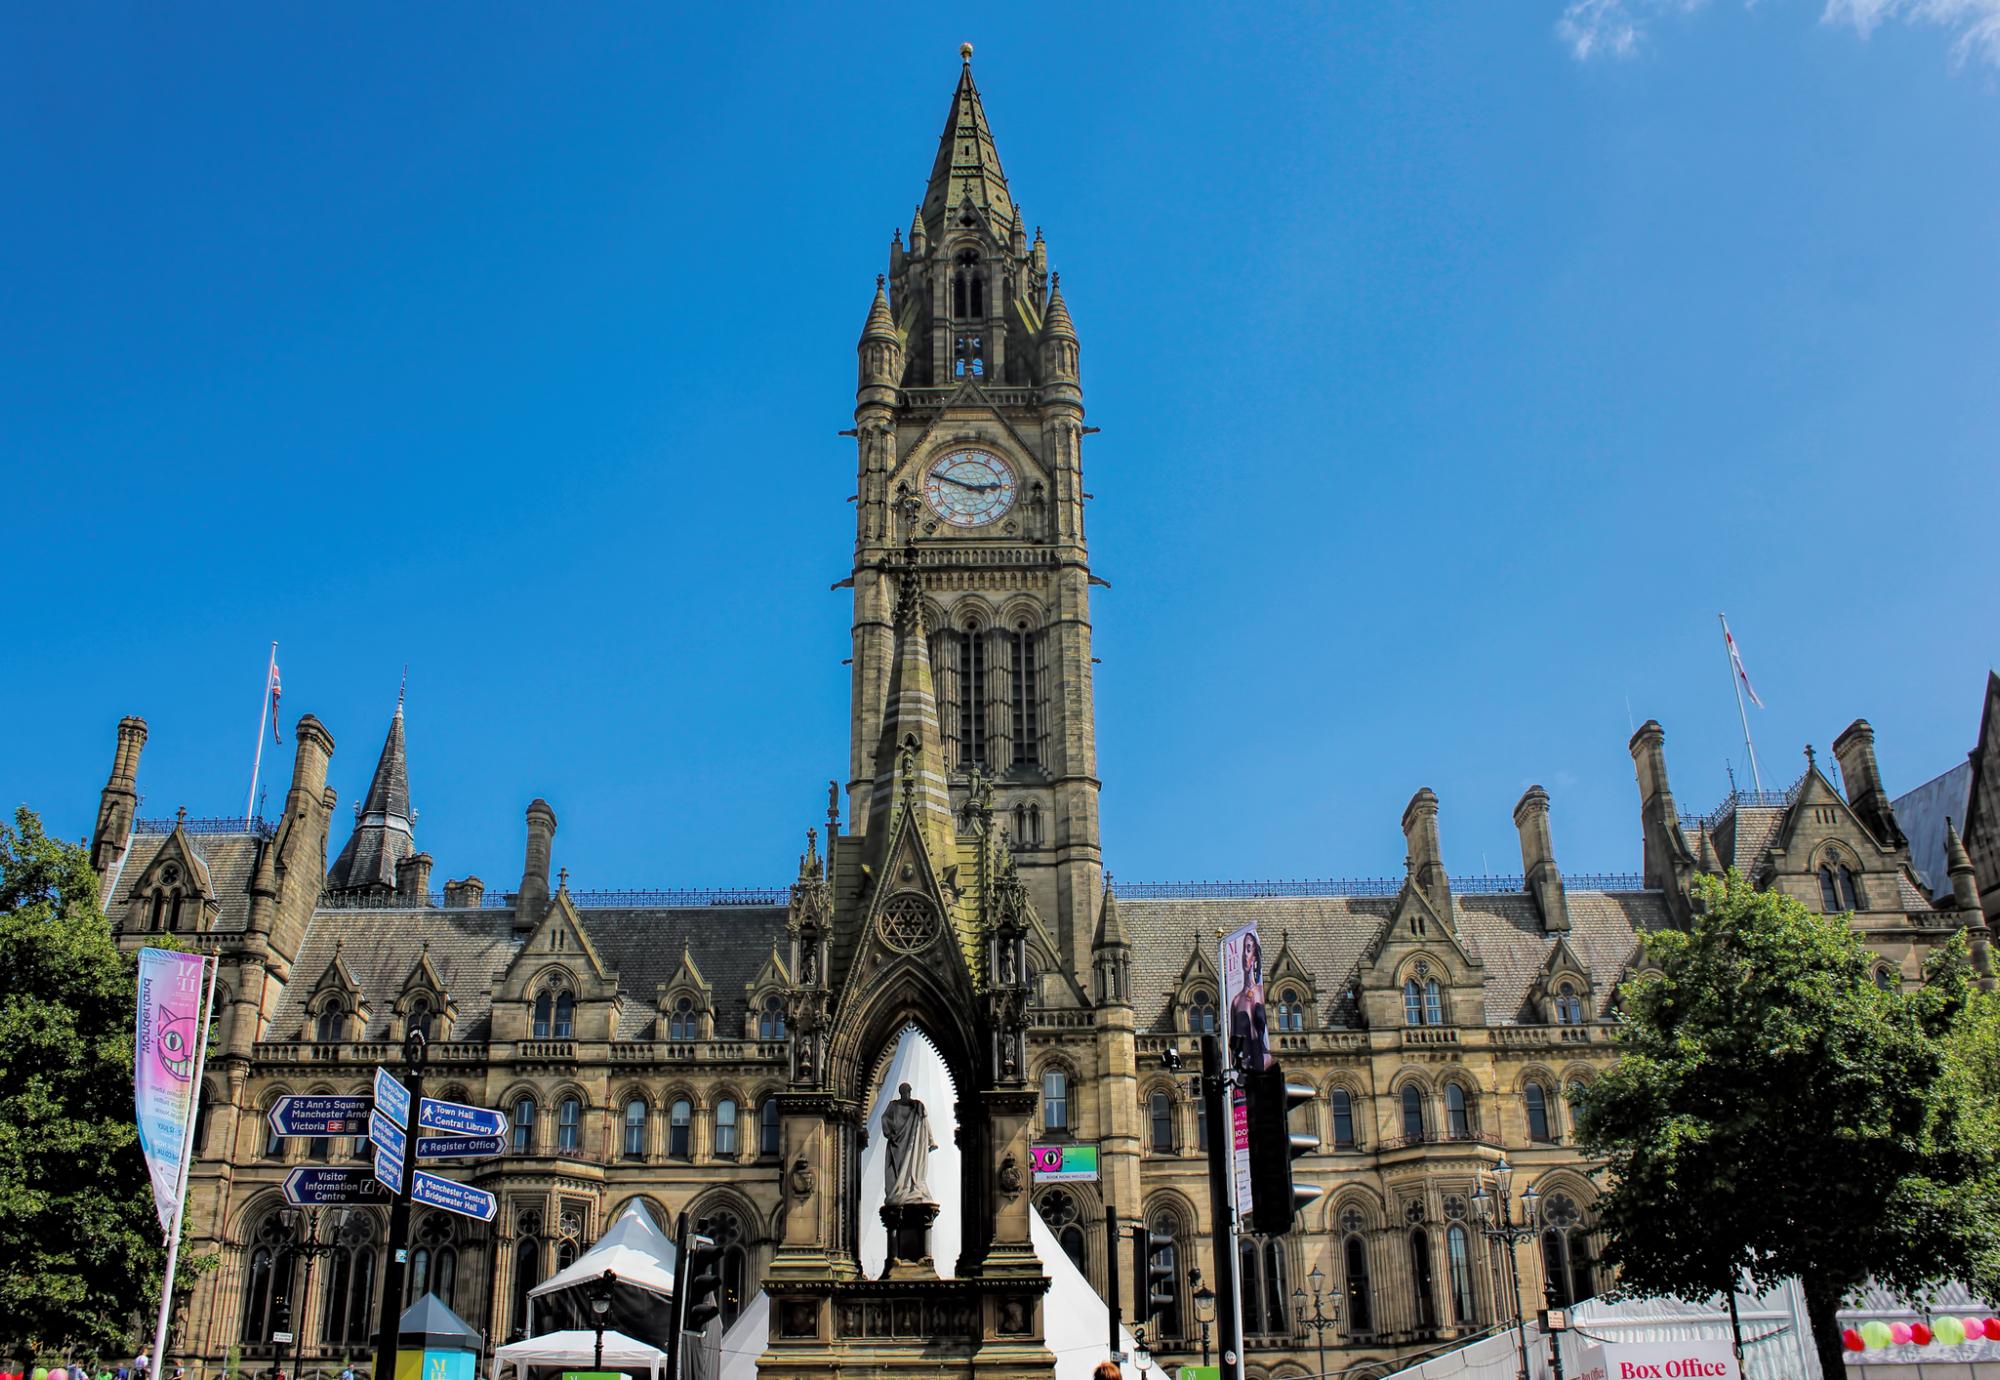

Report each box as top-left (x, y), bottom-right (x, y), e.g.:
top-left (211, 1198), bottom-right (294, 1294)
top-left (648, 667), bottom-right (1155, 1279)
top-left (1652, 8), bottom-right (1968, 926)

top-left (86, 51), bottom-right (1995, 1380)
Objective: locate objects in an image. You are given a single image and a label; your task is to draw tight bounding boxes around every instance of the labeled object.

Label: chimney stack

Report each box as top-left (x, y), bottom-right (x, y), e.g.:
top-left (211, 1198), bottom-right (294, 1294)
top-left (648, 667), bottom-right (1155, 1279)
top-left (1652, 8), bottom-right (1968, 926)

top-left (396, 851), bottom-right (433, 904)
top-left (1401, 788), bottom-right (1454, 920)
top-left (91, 716), bottom-right (149, 877)
top-left (516, 799), bottom-right (557, 928)
top-left (444, 876), bottom-right (486, 909)
top-left (1629, 720), bottom-right (1697, 908)
top-left (1513, 785), bottom-right (1570, 933)
top-left (1833, 720), bottom-right (1907, 848)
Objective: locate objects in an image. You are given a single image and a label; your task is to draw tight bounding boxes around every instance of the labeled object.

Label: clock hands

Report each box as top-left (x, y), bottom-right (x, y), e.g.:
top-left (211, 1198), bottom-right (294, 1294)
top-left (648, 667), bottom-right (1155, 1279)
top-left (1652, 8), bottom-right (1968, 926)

top-left (932, 472), bottom-right (1004, 494)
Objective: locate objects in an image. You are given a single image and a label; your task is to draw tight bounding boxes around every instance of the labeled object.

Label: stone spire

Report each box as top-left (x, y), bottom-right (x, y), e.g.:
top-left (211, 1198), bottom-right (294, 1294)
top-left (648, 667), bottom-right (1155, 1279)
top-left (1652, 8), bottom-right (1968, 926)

top-left (325, 699), bottom-right (414, 899)
top-left (1948, 817), bottom-right (1981, 912)
top-left (920, 43), bottom-right (1015, 238)
top-left (865, 545), bottom-right (957, 872)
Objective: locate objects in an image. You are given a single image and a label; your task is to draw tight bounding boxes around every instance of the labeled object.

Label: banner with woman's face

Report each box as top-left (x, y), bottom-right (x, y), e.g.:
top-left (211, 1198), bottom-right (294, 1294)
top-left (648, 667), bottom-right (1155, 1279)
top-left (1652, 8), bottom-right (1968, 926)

top-left (1221, 921), bottom-right (1273, 1072)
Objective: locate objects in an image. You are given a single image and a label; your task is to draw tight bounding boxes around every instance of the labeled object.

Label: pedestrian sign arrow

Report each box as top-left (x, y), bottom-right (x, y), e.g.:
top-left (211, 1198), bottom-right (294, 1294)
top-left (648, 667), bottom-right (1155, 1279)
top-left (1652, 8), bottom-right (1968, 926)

top-left (412, 1169), bottom-right (498, 1222)
top-left (369, 1109), bottom-right (406, 1160)
top-left (417, 1133), bottom-right (507, 1161)
top-left (374, 1065), bottom-right (410, 1128)
top-left (373, 1142), bottom-right (405, 1196)
top-left (418, 1096), bottom-right (509, 1140)
top-left (268, 1094), bottom-right (371, 1138)
top-left (282, 1167), bottom-right (388, 1207)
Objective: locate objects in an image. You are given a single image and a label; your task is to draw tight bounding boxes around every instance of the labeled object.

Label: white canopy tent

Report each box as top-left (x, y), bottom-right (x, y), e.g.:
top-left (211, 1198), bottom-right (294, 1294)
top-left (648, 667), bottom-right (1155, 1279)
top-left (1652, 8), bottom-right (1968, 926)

top-left (717, 1025), bottom-right (1140, 1380)
top-left (494, 1328), bottom-right (666, 1380)
top-left (529, 1199), bottom-right (678, 1302)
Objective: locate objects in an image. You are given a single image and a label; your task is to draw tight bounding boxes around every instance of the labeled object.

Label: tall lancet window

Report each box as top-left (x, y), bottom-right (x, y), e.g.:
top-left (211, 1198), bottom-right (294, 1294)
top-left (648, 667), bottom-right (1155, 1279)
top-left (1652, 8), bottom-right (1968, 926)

top-left (956, 622), bottom-right (988, 769)
top-left (952, 250), bottom-right (986, 320)
top-left (1009, 621), bottom-right (1042, 769)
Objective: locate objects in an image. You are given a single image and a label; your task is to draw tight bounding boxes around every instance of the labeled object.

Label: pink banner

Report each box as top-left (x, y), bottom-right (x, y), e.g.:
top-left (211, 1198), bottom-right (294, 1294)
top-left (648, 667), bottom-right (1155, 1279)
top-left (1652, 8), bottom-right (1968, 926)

top-left (135, 948), bottom-right (208, 1236)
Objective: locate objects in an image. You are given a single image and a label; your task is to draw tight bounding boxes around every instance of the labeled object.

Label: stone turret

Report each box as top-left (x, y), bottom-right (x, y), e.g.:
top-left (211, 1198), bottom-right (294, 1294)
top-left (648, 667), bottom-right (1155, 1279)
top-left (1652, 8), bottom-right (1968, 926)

top-left (1513, 785), bottom-right (1570, 933)
top-left (516, 799), bottom-right (557, 930)
top-left (1631, 720), bottom-right (1698, 923)
top-left (1091, 885), bottom-right (1129, 1006)
top-left (90, 715), bottom-right (148, 881)
top-left (1834, 719), bottom-right (1908, 849)
top-left (1401, 787), bottom-right (1454, 924)
top-left (325, 700), bottom-right (415, 903)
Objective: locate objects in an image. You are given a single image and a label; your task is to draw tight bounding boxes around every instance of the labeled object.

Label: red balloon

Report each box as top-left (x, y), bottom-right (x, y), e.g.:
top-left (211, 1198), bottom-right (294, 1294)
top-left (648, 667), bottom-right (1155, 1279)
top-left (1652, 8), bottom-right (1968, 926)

top-left (1844, 1329), bottom-right (1866, 1352)
top-left (1912, 1323), bottom-right (1934, 1346)
top-left (1983, 1319), bottom-right (2000, 1340)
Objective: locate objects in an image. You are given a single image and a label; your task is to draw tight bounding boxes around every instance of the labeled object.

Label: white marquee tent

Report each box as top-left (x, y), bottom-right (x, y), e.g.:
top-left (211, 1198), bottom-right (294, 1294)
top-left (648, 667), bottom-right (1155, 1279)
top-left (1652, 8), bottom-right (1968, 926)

top-left (493, 1328), bottom-right (666, 1380)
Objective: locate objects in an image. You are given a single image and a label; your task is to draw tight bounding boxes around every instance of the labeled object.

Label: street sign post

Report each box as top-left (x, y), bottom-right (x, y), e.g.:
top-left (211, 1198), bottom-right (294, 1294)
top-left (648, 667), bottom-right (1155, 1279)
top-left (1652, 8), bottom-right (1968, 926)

top-left (374, 1065), bottom-right (411, 1128)
top-left (417, 1096), bottom-right (509, 1140)
top-left (412, 1169), bottom-right (497, 1222)
top-left (369, 1109), bottom-right (407, 1160)
top-left (282, 1167), bottom-right (389, 1207)
top-left (417, 1133), bottom-right (507, 1160)
top-left (268, 1095), bottom-right (371, 1138)
top-left (373, 1143), bottom-right (404, 1195)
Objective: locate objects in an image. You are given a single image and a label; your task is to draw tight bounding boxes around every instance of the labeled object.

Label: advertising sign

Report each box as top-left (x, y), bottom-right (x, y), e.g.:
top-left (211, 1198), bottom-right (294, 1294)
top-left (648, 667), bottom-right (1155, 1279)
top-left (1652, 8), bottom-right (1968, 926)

top-left (412, 1169), bottom-right (498, 1222)
top-left (1579, 1339), bottom-right (1739, 1380)
top-left (1219, 920), bottom-right (1267, 1216)
top-left (374, 1065), bottom-right (411, 1128)
top-left (417, 1096), bottom-right (509, 1140)
top-left (1029, 1144), bottom-right (1100, 1182)
top-left (134, 948), bottom-right (210, 1234)
top-left (268, 1095), bottom-right (372, 1138)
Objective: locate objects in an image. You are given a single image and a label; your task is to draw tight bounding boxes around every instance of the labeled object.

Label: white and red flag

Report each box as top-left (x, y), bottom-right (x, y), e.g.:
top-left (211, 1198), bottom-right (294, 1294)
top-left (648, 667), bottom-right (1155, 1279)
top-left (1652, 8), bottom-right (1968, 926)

top-left (1722, 616), bottom-right (1764, 709)
top-left (268, 655), bottom-right (282, 743)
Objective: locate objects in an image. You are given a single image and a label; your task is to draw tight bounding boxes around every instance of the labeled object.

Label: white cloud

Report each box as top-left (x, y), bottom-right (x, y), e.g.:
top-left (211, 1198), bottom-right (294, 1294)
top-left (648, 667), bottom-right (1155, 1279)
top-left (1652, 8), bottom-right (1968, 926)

top-left (1556, 0), bottom-right (2000, 66)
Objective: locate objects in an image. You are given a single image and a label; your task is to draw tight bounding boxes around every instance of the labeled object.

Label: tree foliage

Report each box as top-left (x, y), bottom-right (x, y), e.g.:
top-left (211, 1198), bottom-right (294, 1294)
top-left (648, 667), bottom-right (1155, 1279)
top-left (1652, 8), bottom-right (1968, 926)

top-left (0, 808), bottom-right (176, 1357)
top-left (1574, 872), bottom-right (2000, 1377)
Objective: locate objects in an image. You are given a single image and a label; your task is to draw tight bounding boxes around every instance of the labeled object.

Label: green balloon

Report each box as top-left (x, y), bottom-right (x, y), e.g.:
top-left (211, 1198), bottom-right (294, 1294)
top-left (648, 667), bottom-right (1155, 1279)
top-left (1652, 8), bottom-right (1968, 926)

top-left (1938, 1317), bottom-right (1968, 1346)
top-left (1863, 1321), bottom-right (1896, 1350)
top-left (31, 1368), bottom-right (49, 1380)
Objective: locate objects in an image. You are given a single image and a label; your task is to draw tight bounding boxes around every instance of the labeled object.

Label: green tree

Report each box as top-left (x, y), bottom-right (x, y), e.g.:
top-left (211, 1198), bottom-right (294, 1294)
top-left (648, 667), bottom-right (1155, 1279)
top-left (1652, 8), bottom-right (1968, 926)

top-left (0, 808), bottom-right (179, 1357)
top-left (1575, 871), bottom-right (2000, 1377)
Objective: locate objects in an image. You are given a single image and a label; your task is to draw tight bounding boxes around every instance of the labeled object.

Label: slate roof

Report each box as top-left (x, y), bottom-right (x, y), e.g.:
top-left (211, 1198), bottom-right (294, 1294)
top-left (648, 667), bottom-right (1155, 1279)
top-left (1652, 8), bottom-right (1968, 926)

top-left (1894, 761), bottom-right (1974, 902)
top-left (272, 902), bottom-right (791, 1040)
top-left (1120, 887), bottom-right (1665, 1033)
top-left (325, 707), bottom-right (415, 896)
top-left (109, 828), bottom-right (265, 932)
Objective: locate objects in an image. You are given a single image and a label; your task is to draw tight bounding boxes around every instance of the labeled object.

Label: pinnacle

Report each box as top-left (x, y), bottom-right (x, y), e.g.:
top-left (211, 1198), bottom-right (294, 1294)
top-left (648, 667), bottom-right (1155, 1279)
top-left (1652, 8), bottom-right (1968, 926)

top-left (920, 50), bottom-right (1013, 238)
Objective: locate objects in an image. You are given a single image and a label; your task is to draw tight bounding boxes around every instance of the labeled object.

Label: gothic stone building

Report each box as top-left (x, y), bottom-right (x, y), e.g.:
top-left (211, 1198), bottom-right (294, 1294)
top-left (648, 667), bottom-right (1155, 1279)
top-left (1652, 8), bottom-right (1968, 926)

top-left (86, 51), bottom-right (1997, 1380)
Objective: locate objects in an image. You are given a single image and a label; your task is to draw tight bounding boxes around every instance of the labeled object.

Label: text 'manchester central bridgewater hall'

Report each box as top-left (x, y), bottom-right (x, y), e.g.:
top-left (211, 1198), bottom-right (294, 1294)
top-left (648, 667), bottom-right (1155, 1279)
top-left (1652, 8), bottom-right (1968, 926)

top-left (81, 50), bottom-right (2000, 1380)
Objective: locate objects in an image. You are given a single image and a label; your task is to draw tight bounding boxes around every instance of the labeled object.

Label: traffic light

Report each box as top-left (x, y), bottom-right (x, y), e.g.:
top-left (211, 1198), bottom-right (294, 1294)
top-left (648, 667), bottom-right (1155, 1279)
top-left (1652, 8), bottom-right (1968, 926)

top-left (1129, 1224), bottom-right (1176, 1324)
top-left (1247, 1062), bottom-right (1322, 1235)
top-left (681, 1218), bottom-right (724, 1333)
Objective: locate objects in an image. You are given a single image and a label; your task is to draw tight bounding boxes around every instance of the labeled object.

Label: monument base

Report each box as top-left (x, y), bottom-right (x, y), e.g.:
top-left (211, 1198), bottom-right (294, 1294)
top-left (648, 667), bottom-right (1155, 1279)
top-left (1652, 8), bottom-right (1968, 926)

top-left (879, 1200), bottom-right (941, 1279)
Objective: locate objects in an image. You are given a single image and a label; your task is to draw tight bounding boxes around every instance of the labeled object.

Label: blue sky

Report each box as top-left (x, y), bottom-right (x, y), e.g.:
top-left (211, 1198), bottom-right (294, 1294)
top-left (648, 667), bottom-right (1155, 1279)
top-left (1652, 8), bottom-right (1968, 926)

top-left (4, 3), bottom-right (1996, 891)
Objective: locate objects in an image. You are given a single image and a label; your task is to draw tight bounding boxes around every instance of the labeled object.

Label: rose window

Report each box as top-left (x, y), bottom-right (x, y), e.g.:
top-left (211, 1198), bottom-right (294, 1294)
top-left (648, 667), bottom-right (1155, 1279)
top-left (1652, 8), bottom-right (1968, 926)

top-left (876, 894), bottom-right (940, 955)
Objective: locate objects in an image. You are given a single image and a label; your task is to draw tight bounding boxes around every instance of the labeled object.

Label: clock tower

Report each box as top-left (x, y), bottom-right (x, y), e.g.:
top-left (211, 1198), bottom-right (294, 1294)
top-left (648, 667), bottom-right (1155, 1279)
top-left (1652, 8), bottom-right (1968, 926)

top-left (847, 45), bottom-right (1100, 985)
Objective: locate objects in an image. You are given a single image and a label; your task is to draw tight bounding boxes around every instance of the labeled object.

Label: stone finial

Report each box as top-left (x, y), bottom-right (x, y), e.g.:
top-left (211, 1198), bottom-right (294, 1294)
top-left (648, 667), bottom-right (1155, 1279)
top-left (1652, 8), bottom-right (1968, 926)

top-left (960, 41), bottom-right (973, 62)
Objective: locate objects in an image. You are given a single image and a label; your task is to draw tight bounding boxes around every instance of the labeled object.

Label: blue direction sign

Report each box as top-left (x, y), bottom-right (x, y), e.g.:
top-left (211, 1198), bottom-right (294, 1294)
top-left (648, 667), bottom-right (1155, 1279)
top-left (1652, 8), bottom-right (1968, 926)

top-left (283, 1167), bottom-right (388, 1207)
top-left (418, 1096), bottom-right (509, 1140)
top-left (374, 1066), bottom-right (410, 1128)
top-left (412, 1169), bottom-right (498, 1222)
top-left (417, 1134), bottom-right (507, 1161)
top-left (268, 1095), bottom-right (371, 1138)
top-left (369, 1109), bottom-right (406, 1160)
top-left (373, 1142), bottom-right (404, 1195)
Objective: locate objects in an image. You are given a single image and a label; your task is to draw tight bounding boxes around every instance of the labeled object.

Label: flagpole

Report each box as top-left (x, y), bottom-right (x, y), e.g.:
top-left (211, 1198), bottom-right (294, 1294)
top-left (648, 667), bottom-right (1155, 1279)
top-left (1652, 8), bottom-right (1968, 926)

top-left (149, 954), bottom-right (219, 1380)
top-left (1718, 614), bottom-right (1764, 792)
top-left (246, 642), bottom-right (276, 823)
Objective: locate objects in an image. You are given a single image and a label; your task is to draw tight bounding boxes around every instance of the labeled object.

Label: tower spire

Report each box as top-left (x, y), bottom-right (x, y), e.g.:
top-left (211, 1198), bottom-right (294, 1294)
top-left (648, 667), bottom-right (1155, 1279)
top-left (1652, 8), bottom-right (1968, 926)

top-left (921, 44), bottom-right (1014, 237)
top-left (325, 692), bottom-right (415, 900)
top-left (865, 537), bottom-right (957, 872)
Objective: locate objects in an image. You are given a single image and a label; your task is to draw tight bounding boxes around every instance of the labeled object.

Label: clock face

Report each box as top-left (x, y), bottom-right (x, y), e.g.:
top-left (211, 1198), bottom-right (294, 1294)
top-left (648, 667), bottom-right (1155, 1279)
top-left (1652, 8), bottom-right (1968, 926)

top-left (923, 449), bottom-right (1018, 528)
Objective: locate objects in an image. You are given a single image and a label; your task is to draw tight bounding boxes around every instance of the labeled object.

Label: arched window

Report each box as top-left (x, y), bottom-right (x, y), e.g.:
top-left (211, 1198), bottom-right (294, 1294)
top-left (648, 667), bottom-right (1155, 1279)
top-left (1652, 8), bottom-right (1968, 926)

top-left (715, 1099), bottom-right (739, 1156)
top-left (1425, 979), bottom-right (1444, 1026)
top-left (264, 1103), bottom-right (285, 1159)
top-left (951, 250), bottom-right (986, 320)
top-left (758, 995), bottom-right (786, 1039)
top-left (193, 1085), bottom-right (213, 1156)
top-left (1404, 979), bottom-right (1425, 1026)
top-left (407, 996), bottom-right (433, 1039)
top-left (553, 990), bottom-right (575, 1039)
top-left (1444, 1083), bottom-right (1471, 1140)
top-left (668, 997), bottom-right (699, 1041)
top-left (1540, 1193), bottom-right (1595, 1305)
top-left (1447, 1224), bottom-right (1477, 1323)
top-left (670, 1098), bottom-right (693, 1159)
top-left (1239, 1235), bottom-right (1290, 1337)
top-left (1276, 988), bottom-right (1306, 1032)
top-left (320, 1211), bottom-right (378, 1346)
top-left (406, 1215), bottom-right (458, 1308)
top-left (702, 1210), bottom-right (749, 1326)
top-left (1330, 1089), bottom-right (1356, 1150)
top-left (557, 1096), bottom-right (581, 1153)
top-left (1147, 1211), bottom-right (1185, 1338)
top-left (623, 1098), bottom-right (647, 1159)
top-left (512, 1234), bottom-right (543, 1340)
top-left (1148, 1089), bottom-right (1175, 1153)
top-left (1525, 1081), bottom-right (1554, 1143)
top-left (1819, 866), bottom-right (1842, 912)
top-left (759, 1098), bottom-right (781, 1157)
top-left (1555, 982), bottom-right (1584, 1025)
top-left (1344, 1231), bottom-right (1374, 1334)
top-left (239, 1213), bottom-right (295, 1342)
top-left (1043, 1068), bottom-right (1069, 1133)
top-left (316, 1002), bottom-right (345, 1044)
top-left (1875, 965), bottom-right (1897, 991)
top-left (1186, 990), bottom-right (1217, 1034)
top-left (1009, 622), bottom-right (1041, 768)
top-left (1401, 1085), bottom-right (1427, 1141)
top-left (512, 1097), bottom-right (536, 1154)
top-left (1839, 865), bottom-right (1861, 911)
top-left (1411, 1228), bottom-right (1438, 1330)
top-left (1038, 1190), bottom-right (1090, 1276)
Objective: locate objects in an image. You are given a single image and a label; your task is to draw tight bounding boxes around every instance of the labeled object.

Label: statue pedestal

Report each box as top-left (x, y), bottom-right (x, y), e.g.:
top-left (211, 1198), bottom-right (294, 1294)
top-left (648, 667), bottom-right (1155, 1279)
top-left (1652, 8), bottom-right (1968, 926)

top-left (879, 1200), bottom-right (940, 1280)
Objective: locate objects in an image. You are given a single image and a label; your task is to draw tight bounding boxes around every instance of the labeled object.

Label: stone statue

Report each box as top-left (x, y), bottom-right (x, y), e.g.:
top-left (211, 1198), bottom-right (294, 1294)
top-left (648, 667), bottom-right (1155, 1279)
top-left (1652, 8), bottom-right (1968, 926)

top-left (881, 1082), bottom-right (937, 1206)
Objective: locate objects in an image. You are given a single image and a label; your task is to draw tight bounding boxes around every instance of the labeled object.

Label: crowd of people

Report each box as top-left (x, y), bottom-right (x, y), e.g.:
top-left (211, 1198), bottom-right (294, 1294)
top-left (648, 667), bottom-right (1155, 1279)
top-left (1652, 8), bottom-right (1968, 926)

top-left (0, 1359), bottom-right (183, 1380)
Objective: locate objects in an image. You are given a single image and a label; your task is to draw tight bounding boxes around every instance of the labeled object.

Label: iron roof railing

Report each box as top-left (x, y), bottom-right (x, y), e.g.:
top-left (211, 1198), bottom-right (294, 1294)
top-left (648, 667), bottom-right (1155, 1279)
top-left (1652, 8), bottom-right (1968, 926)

top-left (134, 816), bottom-right (277, 839)
top-left (317, 886), bottom-right (788, 912)
top-left (1110, 872), bottom-right (1649, 900)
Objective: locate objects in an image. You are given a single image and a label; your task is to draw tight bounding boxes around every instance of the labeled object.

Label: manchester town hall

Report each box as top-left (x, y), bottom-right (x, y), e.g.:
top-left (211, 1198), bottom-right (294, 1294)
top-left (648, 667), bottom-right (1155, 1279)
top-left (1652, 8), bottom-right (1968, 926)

top-left (82, 50), bottom-right (2000, 1380)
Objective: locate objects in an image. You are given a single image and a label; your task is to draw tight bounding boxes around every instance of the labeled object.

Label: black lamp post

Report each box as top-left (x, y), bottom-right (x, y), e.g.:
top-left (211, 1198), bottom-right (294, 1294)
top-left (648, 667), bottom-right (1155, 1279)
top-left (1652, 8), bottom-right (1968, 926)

top-left (588, 1269), bottom-right (617, 1369)
top-left (1132, 1328), bottom-right (1154, 1380)
top-left (1539, 1280), bottom-right (1570, 1380)
top-left (278, 1207), bottom-right (343, 1380)
top-left (1472, 1157), bottom-right (1541, 1380)
top-left (1292, 1262), bottom-right (1342, 1380)
top-left (1190, 1266), bottom-right (1216, 1367)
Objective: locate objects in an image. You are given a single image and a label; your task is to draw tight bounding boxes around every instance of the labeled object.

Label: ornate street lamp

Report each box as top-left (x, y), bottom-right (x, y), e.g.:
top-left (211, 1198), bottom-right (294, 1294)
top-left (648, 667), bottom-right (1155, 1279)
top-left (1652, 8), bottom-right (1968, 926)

top-left (1190, 1266), bottom-right (1216, 1367)
top-left (588, 1268), bottom-right (617, 1369)
top-left (277, 1207), bottom-right (343, 1380)
top-left (1292, 1262), bottom-right (1342, 1380)
top-left (1472, 1158), bottom-right (1541, 1380)
top-left (1133, 1329), bottom-right (1155, 1380)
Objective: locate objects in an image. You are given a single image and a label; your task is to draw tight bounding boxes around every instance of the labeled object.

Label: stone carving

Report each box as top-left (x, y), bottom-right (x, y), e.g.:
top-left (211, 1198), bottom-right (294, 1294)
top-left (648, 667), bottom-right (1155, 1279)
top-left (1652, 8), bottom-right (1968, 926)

top-left (790, 1156), bottom-right (816, 1200)
top-left (882, 1082), bottom-right (937, 1205)
top-left (998, 1153), bottom-right (1024, 1197)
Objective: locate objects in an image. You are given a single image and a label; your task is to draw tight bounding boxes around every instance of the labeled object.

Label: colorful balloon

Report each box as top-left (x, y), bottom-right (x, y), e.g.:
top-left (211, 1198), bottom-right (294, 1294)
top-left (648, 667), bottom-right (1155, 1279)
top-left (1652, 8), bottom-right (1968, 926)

top-left (1863, 1321), bottom-right (1896, 1349)
top-left (1982, 1318), bottom-right (2000, 1340)
top-left (1844, 1329), bottom-right (1866, 1352)
top-left (1892, 1323), bottom-right (1914, 1345)
top-left (1912, 1323), bottom-right (1934, 1345)
top-left (1936, 1316), bottom-right (1967, 1345)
